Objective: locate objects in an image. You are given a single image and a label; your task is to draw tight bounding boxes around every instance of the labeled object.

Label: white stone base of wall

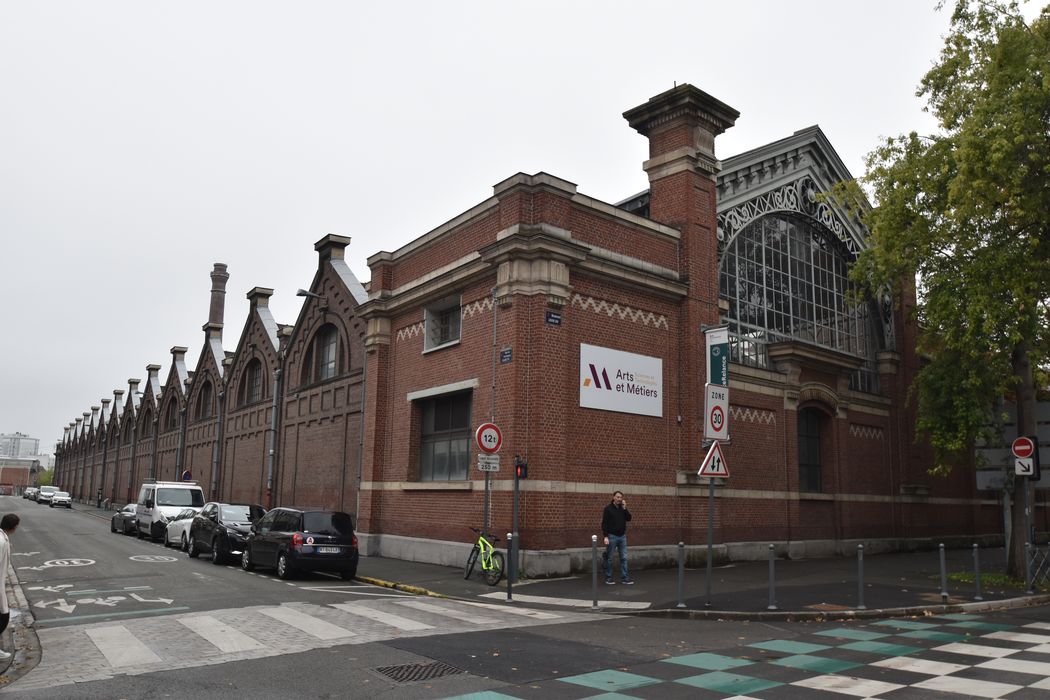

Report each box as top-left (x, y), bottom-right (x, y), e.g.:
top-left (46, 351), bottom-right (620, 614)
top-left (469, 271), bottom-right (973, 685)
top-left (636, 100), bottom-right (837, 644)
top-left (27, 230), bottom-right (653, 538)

top-left (356, 531), bottom-right (1007, 578)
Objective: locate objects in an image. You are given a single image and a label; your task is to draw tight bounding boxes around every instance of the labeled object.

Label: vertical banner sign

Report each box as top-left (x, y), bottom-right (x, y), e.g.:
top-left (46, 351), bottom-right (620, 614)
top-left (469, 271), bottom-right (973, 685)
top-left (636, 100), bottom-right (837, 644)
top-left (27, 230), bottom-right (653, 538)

top-left (705, 326), bottom-right (729, 387)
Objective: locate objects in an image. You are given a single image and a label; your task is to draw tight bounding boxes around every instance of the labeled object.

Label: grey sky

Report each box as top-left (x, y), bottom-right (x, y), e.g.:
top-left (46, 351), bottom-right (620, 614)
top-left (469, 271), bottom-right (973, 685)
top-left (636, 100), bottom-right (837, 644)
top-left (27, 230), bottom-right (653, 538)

top-left (1, 1), bottom-right (989, 452)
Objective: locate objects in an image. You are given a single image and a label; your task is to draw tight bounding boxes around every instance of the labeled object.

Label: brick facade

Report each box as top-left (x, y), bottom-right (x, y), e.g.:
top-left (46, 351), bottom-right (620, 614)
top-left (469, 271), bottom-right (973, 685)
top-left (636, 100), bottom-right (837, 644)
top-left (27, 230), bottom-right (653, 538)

top-left (54, 84), bottom-right (1035, 572)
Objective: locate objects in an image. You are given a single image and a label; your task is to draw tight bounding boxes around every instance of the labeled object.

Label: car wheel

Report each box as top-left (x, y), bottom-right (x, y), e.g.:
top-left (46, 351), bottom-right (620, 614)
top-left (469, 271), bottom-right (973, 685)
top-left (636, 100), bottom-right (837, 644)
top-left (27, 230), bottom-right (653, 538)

top-left (49, 503), bottom-right (54, 508)
top-left (340, 567), bottom-right (357, 581)
top-left (151, 522), bottom-right (164, 542)
top-left (241, 547), bottom-right (254, 572)
top-left (212, 537), bottom-right (225, 565)
top-left (276, 551), bottom-right (292, 580)
top-left (181, 533), bottom-right (188, 552)
top-left (111, 519), bottom-right (117, 533)
top-left (187, 535), bottom-right (199, 558)
top-left (136, 523), bottom-right (145, 539)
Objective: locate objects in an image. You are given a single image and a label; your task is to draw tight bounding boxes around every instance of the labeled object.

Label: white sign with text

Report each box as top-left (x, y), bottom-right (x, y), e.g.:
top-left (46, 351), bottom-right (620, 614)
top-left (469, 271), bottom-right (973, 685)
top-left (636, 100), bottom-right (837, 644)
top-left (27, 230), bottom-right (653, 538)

top-left (579, 344), bottom-right (663, 417)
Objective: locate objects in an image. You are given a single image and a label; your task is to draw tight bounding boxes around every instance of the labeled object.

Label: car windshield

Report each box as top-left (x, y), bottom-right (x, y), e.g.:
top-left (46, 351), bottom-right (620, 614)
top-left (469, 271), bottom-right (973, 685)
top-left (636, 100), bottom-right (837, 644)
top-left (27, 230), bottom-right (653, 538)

top-left (40, 487), bottom-right (56, 493)
top-left (302, 512), bottom-right (354, 536)
top-left (55, 492), bottom-right (69, 498)
top-left (220, 505), bottom-right (260, 522)
top-left (156, 488), bottom-right (205, 507)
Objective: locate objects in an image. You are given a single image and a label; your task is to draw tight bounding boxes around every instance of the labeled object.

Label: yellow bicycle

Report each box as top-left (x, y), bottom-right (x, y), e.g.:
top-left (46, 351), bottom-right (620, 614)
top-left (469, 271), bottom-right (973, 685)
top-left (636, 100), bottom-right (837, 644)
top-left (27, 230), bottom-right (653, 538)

top-left (464, 527), bottom-right (505, 585)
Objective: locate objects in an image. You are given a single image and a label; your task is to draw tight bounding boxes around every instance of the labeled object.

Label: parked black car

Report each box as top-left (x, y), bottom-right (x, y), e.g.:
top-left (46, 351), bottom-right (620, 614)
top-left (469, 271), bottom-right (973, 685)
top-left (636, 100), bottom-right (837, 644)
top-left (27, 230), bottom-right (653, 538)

top-left (188, 502), bottom-right (266, 565)
top-left (241, 507), bottom-right (358, 580)
top-left (111, 504), bottom-right (138, 535)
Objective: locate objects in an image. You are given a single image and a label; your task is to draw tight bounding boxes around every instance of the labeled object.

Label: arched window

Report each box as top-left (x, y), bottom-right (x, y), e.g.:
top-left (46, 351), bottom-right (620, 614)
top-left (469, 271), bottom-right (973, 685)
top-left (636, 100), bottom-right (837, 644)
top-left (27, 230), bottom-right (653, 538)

top-left (798, 407), bottom-right (825, 492)
top-left (239, 359), bottom-right (264, 407)
top-left (301, 324), bottom-right (343, 385)
top-left (195, 380), bottom-right (214, 421)
top-left (141, 409), bottom-right (154, 437)
top-left (719, 214), bottom-right (880, 391)
top-left (163, 401), bottom-right (179, 432)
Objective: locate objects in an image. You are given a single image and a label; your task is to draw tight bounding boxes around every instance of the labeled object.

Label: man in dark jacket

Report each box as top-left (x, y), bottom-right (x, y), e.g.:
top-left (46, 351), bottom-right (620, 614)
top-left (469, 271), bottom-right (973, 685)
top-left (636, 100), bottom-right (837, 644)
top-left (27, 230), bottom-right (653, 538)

top-left (601, 490), bottom-right (632, 584)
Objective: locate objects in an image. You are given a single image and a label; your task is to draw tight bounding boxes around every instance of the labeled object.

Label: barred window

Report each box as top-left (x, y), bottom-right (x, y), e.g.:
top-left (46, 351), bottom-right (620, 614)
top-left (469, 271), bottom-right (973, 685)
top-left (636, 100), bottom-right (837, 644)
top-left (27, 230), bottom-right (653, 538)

top-left (719, 214), bottom-right (880, 392)
top-left (419, 391), bottom-right (472, 482)
top-left (239, 359), bottom-right (264, 406)
top-left (301, 324), bottom-right (343, 385)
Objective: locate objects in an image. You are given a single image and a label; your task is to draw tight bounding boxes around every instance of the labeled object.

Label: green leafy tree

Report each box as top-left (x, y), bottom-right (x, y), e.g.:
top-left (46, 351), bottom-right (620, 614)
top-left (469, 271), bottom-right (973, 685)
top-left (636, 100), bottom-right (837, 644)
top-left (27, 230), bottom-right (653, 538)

top-left (37, 468), bottom-right (54, 487)
top-left (839, 0), bottom-right (1050, 576)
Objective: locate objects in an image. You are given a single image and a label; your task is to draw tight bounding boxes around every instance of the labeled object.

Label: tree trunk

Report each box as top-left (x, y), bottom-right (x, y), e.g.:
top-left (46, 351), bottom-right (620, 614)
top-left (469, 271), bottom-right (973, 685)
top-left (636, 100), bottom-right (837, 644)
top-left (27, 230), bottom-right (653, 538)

top-left (1008, 341), bottom-right (1037, 579)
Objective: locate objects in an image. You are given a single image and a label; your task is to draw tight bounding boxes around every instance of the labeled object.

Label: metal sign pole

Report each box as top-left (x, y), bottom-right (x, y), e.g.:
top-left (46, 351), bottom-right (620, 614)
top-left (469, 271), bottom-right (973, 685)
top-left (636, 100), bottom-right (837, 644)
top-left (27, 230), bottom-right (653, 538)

top-left (485, 287), bottom-right (497, 537)
top-left (705, 476), bottom-right (714, 608)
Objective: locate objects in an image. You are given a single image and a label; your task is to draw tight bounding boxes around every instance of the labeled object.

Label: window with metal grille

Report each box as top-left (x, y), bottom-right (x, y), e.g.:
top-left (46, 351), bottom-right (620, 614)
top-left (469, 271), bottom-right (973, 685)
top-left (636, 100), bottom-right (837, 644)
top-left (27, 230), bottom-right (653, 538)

top-left (798, 408), bottom-right (823, 492)
top-left (419, 391), bottom-right (472, 481)
top-left (424, 296), bottom-right (461, 351)
top-left (719, 214), bottom-right (881, 392)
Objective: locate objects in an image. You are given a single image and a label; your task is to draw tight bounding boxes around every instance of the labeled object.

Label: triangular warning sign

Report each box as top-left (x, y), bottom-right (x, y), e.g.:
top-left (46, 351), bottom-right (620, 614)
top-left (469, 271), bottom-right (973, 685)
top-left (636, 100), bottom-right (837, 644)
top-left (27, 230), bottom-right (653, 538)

top-left (698, 441), bottom-right (730, 478)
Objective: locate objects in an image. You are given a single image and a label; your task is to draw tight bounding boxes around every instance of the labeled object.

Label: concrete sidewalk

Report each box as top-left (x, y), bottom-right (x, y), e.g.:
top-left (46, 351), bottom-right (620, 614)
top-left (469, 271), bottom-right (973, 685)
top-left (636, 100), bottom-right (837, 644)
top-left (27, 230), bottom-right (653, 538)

top-left (70, 500), bottom-right (1050, 620)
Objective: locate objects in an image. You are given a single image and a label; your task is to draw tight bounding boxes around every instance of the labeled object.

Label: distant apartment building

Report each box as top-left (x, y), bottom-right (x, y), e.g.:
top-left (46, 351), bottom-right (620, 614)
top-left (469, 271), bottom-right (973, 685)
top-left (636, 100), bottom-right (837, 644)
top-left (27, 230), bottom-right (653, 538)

top-left (0, 432), bottom-right (39, 459)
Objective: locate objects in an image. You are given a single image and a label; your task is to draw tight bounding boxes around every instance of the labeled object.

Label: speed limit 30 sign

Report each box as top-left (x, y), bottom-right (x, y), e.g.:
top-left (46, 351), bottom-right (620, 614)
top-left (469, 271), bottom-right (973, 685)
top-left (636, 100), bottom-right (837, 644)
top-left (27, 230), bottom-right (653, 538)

top-left (475, 423), bottom-right (503, 454)
top-left (704, 383), bottom-right (729, 441)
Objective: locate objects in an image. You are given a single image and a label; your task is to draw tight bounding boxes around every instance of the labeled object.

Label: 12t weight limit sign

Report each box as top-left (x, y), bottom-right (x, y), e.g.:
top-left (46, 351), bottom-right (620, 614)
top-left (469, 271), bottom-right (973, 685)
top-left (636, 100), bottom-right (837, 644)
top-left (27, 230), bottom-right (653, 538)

top-left (475, 423), bottom-right (503, 454)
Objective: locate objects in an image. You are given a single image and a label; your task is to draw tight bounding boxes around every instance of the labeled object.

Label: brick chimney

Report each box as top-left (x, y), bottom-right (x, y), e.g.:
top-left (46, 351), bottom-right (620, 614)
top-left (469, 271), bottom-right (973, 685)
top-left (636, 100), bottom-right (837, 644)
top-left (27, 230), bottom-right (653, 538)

top-left (112, 390), bottom-right (125, 420)
top-left (624, 84), bottom-right (738, 314)
top-left (209, 263), bottom-right (229, 327)
top-left (315, 234), bottom-right (350, 263)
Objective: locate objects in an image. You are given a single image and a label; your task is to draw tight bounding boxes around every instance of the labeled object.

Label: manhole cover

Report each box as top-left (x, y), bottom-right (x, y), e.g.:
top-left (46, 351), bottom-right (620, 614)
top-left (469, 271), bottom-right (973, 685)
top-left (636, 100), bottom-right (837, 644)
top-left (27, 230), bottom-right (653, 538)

top-left (374, 661), bottom-right (463, 683)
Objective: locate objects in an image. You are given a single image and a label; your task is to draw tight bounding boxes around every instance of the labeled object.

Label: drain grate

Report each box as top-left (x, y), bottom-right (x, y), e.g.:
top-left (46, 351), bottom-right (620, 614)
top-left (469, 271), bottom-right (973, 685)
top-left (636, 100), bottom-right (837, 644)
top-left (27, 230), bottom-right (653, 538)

top-left (375, 661), bottom-right (464, 683)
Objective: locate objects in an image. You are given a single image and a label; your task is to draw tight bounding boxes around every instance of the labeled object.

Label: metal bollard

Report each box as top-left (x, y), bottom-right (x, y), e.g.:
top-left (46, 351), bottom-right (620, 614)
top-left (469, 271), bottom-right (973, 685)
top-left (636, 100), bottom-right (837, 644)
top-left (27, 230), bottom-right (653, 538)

top-left (506, 533), bottom-right (513, 602)
top-left (676, 542), bottom-right (686, 609)
top-left (591, 535), bottom-right (599, 610)
top-left (939, 543), bottom-right (948, 603)
top-left (972, 543), bottom-right (982, 601)
top-left (857, 544), bottom-right (866, 610)
top-left (767, 544), bottom-right (778, 611)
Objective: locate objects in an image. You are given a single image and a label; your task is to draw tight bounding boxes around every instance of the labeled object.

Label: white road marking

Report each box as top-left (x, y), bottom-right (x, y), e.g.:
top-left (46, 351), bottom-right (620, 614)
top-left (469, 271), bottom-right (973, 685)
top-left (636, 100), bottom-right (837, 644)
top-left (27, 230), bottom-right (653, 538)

top-left (85, 625), bottom-right (161, 667)
top-left (478, 591), bottom-right (650, 609)
top-left (257, 607), bottom-right (355, 640)
top-left (977, 656), bottom-right (1050, 677)
top-left (329, 602), bottom-right (433, 630)
top-left (932, 642), bottom-right (1019, 658)
top-left (395, 600), bottom-right (499, 625)
top-left (793, 675), bottom-right (904, 697)
top-left (912, 676), bottom-right (1022, 698)
top-left (870, 656), bottom-right (968, 676)
top-left (179, 615), bottom-right (264, 653)
top-left (984, 630), bottom-right (1050, 644)
top-left (458, 600), bottom-right (562, 619)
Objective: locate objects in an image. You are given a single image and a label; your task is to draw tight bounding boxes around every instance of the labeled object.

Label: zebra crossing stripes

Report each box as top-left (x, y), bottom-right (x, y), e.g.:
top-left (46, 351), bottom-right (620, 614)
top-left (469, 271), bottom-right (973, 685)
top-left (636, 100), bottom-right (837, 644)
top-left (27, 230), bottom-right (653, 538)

top-left (394, 600), bottom-right (500, 625)
top-left (329, 602), bottom-right (434, 631)
top-left (12, 599), bottom-right (588, 693)
top-left (178, 616), bottom-right (264, 653)
top-left (84, 626), bottom-right (161, 667)
top-left (258, 606), bottom-right (356, 640)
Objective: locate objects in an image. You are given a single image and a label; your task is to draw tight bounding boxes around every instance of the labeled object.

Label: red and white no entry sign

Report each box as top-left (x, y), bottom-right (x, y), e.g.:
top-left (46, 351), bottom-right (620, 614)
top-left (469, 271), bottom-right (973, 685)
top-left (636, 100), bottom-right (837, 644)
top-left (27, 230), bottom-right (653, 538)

top-left (475, 423), bottom-right (503, 454)
top-left (1012, 436), bottom-right (1036, 459)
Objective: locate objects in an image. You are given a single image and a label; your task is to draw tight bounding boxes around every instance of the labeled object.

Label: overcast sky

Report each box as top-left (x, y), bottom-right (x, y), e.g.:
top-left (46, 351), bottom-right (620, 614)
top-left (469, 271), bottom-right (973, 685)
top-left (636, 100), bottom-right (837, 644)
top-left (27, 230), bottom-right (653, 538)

top-left (2, 1), bottom-right (1017, 453)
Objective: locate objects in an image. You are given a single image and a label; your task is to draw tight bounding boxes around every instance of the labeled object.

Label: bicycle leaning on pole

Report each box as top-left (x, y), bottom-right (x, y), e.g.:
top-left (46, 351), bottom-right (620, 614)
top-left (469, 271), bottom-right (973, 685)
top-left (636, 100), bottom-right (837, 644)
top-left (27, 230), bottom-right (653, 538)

top-left (464, 526), bottom-right (505, 585)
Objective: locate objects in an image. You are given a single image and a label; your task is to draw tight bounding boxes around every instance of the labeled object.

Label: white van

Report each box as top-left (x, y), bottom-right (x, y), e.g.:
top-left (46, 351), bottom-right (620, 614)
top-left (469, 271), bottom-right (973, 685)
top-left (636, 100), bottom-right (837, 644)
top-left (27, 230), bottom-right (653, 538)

top-left (136, 480), bottom-right (206, 541)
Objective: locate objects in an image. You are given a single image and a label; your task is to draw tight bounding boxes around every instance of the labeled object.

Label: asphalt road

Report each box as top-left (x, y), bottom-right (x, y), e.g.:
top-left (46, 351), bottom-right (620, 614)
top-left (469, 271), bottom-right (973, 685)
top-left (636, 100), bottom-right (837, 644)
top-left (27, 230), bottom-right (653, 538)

top-left (4, 497), bottom-right (1050, 699)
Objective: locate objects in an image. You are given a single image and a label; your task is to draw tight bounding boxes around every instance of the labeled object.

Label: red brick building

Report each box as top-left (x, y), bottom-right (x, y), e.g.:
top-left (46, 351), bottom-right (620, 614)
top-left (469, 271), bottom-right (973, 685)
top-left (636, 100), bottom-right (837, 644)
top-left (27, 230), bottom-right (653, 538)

top-left (56, 84), bottom-right (1005, 573)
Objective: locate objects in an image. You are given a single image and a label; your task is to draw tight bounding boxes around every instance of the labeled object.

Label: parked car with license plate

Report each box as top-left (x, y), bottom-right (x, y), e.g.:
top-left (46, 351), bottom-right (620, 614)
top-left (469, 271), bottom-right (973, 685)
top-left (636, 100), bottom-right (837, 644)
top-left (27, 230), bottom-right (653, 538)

top-left (111, 503), bottom-right (138, 535)
top-left (49, 491), bottom-right (72, 508)
top-left (188, 502), bottom-right (266, 564)
top-left (241, 507), bottom-right (358, 580)
top-left (36, 485), bottom-right (58, 504)
top-left (164, 507), bottom-right (202, 550)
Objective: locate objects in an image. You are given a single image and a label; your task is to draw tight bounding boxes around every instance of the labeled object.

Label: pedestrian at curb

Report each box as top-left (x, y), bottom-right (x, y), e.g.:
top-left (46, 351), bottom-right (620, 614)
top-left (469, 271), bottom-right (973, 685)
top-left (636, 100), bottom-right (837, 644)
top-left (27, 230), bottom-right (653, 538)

top-left (601, 490), bottom-right (632, 585)
top-left (0, 513), bottom-right (20, 661)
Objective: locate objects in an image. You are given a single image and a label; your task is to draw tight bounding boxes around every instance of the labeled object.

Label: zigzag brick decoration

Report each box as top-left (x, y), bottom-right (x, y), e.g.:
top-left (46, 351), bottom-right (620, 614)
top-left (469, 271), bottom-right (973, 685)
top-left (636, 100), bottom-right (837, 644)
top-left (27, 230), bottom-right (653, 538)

top-left (849, 423), bottom-right (884, 440)
top-left (396, 322), bottom-right (424, 342)
top-left (730, 406), bottom-right (776, 425)
top-left (461, 296), bottom-right (493, 320)
top-left (571, 293), bottom-right (668, 329)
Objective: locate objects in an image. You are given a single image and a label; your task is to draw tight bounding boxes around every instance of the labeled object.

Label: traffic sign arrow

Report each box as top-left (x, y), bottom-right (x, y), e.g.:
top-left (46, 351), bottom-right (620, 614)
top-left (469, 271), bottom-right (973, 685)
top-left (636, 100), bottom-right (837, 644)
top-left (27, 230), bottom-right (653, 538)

top-left (1016, 457), bottom-right (1034, 476)
top-left (698, 441), bottom-right (730, 478)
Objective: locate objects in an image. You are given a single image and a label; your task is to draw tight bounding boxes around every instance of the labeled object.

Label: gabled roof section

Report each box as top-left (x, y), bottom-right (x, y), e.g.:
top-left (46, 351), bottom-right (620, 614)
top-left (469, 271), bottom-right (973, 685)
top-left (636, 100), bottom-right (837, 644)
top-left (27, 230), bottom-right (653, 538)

top-left (285, 235), bottom-right (366, 351)
top-left (715, 125), bottom-right (870, 256)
